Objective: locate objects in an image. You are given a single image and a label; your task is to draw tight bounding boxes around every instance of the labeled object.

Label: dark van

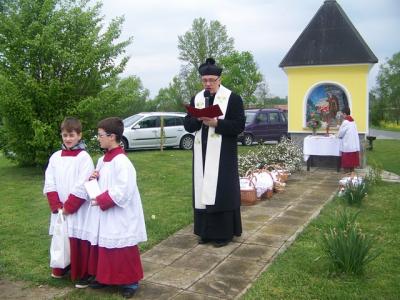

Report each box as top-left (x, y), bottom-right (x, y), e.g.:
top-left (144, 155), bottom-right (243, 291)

top-left (238, 109), bottom-right (288, 145)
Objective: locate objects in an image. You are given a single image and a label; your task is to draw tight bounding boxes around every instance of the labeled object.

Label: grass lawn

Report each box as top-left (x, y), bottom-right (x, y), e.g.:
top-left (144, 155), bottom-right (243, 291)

top-left (371, 122), bottom-right (400, 132)
top-left (0, 149), bottom-right (193, 287)
top-left (243, 139), bottom-right (400, 299)
top-left (366, 139), bottom-right (400, 175)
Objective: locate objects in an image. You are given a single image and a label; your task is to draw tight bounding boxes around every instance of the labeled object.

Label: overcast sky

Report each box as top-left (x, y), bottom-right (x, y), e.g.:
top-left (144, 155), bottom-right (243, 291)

top-left (98, 0), bottom-right (400, 99)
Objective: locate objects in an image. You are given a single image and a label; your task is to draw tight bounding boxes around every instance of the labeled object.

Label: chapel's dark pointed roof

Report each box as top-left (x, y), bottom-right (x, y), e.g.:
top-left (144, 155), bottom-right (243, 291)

top-left (279, 0), bottom-right (378, 67)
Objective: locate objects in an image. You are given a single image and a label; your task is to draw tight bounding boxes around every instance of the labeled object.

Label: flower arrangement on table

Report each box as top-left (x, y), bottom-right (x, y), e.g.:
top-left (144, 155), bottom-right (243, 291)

top-left (317, 105), bottom-right (332, 134)
top-left (306, 112), bottom-right (322, 135)
top-left (318, 105), bottom-right (330, 122)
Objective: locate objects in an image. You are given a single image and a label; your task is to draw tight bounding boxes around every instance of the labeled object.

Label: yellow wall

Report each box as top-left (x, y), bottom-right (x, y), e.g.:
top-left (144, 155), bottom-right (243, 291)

top-left (284, 64), bottom-right (370, 133)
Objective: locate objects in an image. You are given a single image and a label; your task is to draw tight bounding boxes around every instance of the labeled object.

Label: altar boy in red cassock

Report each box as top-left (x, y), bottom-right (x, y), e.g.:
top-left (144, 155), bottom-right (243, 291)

top-left (85, 117), bottom-right (147, 298)
top-left (44, 117), bottom-right (94, 284)
top-left (338, 107), bottom-right (360, 172)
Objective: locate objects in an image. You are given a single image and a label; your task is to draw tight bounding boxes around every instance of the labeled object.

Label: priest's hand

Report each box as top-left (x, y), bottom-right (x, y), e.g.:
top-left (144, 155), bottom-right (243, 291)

top-left (199, 117), bottom-right (218, 127)
top-left (91, 200), bottom-right (99, 206)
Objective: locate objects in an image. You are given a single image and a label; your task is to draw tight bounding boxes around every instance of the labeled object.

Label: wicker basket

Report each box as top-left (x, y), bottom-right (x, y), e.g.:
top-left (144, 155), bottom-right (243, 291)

top-left (260, 189), bottom-right (273, 199)
top-left (240, 171), bottom-right (258, 206)
top-left (265, 164), bottom-right (290, 182)
top-left (274, 182), bottom-right (286, 193)
top-left (240, 189), bottom-right (257, 205)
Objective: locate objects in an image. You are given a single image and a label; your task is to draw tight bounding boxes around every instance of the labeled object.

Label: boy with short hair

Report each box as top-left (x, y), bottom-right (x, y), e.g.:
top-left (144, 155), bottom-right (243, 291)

top-left (43, 117), bottom-right (94, 285)
top-left (86, 117), bottom-right (147, 298)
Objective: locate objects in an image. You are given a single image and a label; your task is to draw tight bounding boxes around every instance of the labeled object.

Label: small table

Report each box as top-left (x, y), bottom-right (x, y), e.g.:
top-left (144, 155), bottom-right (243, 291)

top-left (303, 135), bottom-right (341, 172)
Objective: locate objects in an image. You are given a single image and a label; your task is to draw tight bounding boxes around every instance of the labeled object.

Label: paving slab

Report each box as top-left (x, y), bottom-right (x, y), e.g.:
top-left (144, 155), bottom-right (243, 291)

top-left (158, 234), bottom-right (198, 250)
top-left (134, 282), bottom-right (181, 300)
top-left (172, 291), bottom-right (220, 299)
top-left (188, 273), bottom-right (252, 298)
top-left (271, 215), bottom-right (310, 226)
top-left (141, 246), bottom-right (187, 265)
top-left (171, 252), bottom-right (222, 272)
top-left (229, 243), bottom-right (278, 263)
top-left (245, 233), bottom-right (288, 247)
top-left (146, 266), bottom-right (204, 289)
top-left (282, 208), bottom-right (315, 219)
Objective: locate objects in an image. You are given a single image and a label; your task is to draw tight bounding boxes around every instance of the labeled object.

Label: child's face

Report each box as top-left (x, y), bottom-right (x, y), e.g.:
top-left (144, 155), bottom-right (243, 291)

top-left (97, 129), bottom-right (114, 150)
top-left (61, 130), bottom-right (82, 150)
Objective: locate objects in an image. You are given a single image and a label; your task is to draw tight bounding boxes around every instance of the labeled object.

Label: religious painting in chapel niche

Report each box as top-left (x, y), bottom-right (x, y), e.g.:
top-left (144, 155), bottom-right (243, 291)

top-left (306, 84), bottom-right (349, 128)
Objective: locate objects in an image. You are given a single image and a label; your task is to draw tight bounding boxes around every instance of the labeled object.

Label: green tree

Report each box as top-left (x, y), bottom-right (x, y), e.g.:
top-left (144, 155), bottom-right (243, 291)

top-left (175, 18), bottom-right (235, 99)
top-left (150, 76), bottom-right (186, 112)
top-left (174, 18), bottom-right (263, 103)
top-left (219, 51), bottom-right (263, 106)
top-left (374, 51), bottom-right (400, 124)
top-left (151, 67), bottom-right (202, 111)
top-left (71, 76), bottom-right (149, 130)
top-left (0, 0), bottom-right (131, 166)
top-left (369, 92), bottom-right (386, 126)
top-left (178, 18), bottom-right (234, 70)
top-left (254, 80), bottom-right (271, 108)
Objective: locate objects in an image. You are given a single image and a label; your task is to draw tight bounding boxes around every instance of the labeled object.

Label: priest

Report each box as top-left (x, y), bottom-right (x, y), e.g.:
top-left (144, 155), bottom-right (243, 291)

top-left (184, 58), bottom-right (245, 247)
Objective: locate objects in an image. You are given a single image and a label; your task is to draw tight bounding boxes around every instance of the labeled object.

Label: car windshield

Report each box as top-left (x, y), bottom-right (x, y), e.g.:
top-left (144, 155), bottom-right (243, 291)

top-left (123, 114), bottom-right (143, 127)
top-left (245, 111), bottom-right (257, 125)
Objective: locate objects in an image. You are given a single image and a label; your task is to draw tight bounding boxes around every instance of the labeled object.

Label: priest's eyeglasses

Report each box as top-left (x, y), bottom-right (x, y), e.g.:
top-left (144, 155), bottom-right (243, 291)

top-left (201, 77), bottom-right (220, 84)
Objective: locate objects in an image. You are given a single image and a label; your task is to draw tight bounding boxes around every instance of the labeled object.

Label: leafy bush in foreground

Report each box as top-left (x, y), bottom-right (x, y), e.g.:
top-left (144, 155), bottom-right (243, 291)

top-left (321, 208), bottom-right (380, 275)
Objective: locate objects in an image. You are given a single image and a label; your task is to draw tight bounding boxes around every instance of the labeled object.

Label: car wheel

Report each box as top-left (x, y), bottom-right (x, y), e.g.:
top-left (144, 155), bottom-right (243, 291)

top-left (242, 134), bottom-right (253, 146)
top-left (180, 135), bottom-right (194, 150)
top-left (121, 138), bottom-right (129, 150)
top-left (279, 134), bottom-right (290, 142)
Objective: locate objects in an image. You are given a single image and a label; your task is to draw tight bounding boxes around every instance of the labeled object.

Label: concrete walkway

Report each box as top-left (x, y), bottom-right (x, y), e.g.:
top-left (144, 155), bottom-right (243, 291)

top-left (132, 168), bottom-right (343, 299)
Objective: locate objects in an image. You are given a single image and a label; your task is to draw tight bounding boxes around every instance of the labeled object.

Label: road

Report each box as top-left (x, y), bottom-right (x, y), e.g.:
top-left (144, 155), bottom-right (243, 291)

top-left (368, 129), bottom-right (400, 140)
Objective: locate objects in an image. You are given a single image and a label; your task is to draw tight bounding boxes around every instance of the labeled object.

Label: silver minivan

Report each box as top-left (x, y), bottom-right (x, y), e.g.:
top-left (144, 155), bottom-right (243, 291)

top-left (122, 112), bottom-right (194, 150)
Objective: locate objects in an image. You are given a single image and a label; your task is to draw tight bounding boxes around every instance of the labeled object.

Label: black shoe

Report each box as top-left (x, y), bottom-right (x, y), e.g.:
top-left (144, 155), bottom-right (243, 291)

top-left (214, 239), bottom-right (230, 248)
top-left (75, 276), bottom-right (94, 288)
top-left (89, 280), bottom-right (107, 289)
top-left (198, 238), bottom-right (210, 244)
top-left (122, 287), bottom-right (137, 298)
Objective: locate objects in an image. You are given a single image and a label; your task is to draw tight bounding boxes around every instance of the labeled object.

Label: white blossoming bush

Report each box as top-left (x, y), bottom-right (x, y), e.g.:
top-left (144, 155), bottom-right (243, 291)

top-left (238, 137), bottom-right (303, 176)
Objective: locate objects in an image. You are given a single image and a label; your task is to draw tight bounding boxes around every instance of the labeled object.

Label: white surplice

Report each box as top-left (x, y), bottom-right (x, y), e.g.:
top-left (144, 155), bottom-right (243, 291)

top-left (43, 150), bottom-right (94, 238)
top-left (82, 152), bottom-right (147, 248)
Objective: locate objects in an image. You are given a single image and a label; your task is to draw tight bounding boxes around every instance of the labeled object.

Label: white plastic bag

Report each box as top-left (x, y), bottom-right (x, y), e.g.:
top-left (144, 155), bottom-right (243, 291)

top-left (50, 210), bottom-right (70, 268)
top-left (253, 170), bottom-right (274, 198)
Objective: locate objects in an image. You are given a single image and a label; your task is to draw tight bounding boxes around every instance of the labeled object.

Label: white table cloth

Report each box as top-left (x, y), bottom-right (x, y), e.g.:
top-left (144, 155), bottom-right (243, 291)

top-left (303, 135), bottom-right (340, 161)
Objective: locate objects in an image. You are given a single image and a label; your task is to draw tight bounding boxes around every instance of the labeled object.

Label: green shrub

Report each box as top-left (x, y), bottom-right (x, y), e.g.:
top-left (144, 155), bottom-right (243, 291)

top-left (334, 208), bottom-right (360, 231)
top-left (0, 2), bottom-right (132, 167)
top-left (84, 130), bottom-right (103, 156)
top-left (341, 180), bottom-right (368, 206)
top-left (321, 209), bottom-right (380, 275)
top-left (238, 137), bottom-right (303, 176)
top-left (365, 160), bottom-right (383, 186)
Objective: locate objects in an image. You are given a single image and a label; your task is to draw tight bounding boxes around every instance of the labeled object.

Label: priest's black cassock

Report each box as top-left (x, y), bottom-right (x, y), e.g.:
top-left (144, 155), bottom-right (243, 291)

top-left (184, 91), bottom-right (245, 242)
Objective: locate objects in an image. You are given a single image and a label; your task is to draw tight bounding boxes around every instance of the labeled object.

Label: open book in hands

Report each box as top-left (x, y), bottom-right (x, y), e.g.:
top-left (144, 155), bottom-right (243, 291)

top-left (184, 104), bottom-right (223, 118)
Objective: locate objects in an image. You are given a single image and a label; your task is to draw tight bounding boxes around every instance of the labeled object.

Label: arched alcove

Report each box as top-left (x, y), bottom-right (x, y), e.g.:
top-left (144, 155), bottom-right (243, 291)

top-left (304, 83), bottom-right (349, 128)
